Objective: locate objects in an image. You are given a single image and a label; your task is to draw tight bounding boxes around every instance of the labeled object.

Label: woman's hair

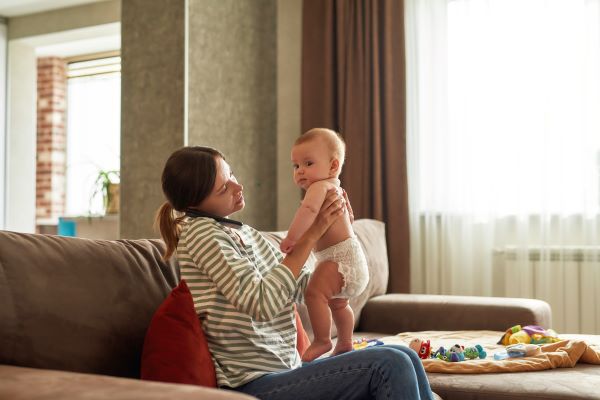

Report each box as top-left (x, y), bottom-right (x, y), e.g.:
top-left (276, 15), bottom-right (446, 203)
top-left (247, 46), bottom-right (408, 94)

top-left (155, 146), bottom-right (224, 261)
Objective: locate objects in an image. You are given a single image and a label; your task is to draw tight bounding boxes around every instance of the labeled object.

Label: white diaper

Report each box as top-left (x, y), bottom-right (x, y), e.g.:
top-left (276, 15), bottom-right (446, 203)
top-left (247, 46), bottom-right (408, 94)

top-left (314, 236), bottom-right (369, 299)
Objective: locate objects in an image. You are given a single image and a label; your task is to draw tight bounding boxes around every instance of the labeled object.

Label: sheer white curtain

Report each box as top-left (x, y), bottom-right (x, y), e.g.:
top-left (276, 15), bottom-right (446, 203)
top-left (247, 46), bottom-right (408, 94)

top-left (406, 0), bottom-right (600, 333)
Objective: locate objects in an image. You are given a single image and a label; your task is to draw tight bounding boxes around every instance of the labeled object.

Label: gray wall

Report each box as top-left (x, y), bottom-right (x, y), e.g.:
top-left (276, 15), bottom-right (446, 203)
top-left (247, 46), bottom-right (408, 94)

top-left (187, 0), bottom-right (277, 231)
top-left (121, 0), bottom-right (281, 237)
top-left (120, 0), bottom-right (186, 238)
top-left (4, 0), bottom-right (298, 237)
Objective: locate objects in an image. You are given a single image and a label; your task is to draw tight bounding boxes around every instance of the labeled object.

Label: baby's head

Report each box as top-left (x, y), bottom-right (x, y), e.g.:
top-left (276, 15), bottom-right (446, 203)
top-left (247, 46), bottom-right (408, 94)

top-left (291, 128), bottom-right (346, 190)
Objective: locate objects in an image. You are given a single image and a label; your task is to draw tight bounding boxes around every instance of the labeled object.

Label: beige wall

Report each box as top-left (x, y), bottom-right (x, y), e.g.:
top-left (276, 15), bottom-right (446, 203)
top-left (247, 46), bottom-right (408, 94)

top-left (7, 0), bottom-right (120, 40)
top-left (276, 0), bottom-right (303, 230)
top-left (3, 0), bottom-right (121, 233)
top-left (5, 0), bottom-right (302, 237)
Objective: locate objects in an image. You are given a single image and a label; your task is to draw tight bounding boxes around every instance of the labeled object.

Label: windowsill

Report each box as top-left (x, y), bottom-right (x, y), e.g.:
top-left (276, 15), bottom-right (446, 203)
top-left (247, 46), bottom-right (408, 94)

top-left (36, 214), bottom-right (120, 240)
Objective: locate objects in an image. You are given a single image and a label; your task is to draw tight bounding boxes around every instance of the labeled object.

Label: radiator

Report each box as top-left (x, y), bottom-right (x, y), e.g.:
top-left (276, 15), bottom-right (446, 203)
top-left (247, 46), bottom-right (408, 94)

top-left (493, 246), bottom-right (600, 334)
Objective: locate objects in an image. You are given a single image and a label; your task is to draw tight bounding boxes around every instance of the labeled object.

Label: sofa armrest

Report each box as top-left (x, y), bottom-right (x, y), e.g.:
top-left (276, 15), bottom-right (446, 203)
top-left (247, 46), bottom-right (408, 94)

top-left (357, 293), bottom-right (552, 334)
top-left (0, 365), bottom-right (256, 400)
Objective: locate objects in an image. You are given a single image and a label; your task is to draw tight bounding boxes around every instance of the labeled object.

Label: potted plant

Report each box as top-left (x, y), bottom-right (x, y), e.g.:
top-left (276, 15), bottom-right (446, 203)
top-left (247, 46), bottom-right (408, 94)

top-left (90, 170), bottom-right (120, 215)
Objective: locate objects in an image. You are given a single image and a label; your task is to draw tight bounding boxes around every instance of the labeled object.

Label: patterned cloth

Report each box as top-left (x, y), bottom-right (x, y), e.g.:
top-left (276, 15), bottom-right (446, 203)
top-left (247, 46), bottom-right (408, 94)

top-left (383, 330), bottom-right (600, 373)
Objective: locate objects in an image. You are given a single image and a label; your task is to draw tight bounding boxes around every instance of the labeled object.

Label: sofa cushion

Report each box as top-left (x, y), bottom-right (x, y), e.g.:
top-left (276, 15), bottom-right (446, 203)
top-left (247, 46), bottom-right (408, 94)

top-left (0, 364), bottom-right (257, 400)
top-left (0, 231), bottom-right (179, 378)
top-left (141, 279), bottom-right (216, 387)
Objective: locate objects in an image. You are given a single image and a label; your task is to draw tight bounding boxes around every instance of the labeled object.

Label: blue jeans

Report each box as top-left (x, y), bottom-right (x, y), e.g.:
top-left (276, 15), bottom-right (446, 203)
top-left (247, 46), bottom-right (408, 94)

top-left (231, 345), bottom-right (434, 400)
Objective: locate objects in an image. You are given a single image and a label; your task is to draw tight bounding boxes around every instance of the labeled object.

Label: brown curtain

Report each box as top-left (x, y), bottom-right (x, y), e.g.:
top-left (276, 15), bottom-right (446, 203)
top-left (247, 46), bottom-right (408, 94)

top-left (302, 0), bottom-right (409, 293)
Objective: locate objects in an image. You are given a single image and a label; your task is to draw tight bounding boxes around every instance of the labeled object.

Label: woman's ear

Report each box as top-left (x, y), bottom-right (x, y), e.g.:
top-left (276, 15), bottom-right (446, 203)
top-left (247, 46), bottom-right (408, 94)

top-left (330, 159), bottom-right (340, 175)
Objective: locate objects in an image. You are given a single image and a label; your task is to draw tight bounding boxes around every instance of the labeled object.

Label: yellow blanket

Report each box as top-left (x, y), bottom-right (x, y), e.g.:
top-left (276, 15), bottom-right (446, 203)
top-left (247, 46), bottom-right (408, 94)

top-left (380, 330), bottom-right (600, 373)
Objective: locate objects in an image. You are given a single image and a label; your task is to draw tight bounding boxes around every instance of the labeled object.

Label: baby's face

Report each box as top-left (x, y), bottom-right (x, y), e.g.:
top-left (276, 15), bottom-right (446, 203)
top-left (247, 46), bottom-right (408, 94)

top-left (291, 139), bottom-right (333, 190)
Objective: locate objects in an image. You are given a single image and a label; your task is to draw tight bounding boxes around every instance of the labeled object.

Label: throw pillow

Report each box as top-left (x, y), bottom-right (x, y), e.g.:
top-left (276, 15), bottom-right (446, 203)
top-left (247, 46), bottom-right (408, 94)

top-left (141, 280), bottom-right (311, 385)
top-left (140, 279), bottom-right (217, 387)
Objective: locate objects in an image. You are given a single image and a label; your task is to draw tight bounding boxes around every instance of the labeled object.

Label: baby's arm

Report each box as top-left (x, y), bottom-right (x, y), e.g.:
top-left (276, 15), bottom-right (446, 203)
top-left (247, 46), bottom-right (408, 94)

top-left (280, 181), bottom-right (331, 253)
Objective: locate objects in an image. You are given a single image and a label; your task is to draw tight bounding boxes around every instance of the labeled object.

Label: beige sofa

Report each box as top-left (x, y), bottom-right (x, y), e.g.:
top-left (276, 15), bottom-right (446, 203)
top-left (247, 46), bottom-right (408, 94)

top-left (0, 219), bottom-right (565, 400)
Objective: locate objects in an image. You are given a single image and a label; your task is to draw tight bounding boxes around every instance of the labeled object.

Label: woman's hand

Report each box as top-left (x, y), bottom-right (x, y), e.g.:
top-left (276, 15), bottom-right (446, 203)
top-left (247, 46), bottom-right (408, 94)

top-left (342, 189), bottom-right (354, 224)
top-left (281, 188), bottom-right (344, 278)
top-left (307, 188), bottom-right (346, 240)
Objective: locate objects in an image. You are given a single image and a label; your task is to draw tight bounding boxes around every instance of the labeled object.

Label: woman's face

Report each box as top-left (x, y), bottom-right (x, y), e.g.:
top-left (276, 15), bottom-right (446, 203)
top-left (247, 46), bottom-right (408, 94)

top-left (197, 157), bottom-right (244, 217)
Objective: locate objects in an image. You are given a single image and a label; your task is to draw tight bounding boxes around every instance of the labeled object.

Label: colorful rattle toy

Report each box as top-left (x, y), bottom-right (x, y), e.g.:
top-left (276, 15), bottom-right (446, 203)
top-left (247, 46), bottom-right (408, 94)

top-left (432, 343), bottom-right (487, 362)
top-left (498, 325), bottom-right (560, 346)
top-left (464, 344), bottom-right (487, 360)
top-left (352, 337), bottom-right (384, 350)
top-left (432, 344), bottom-right (464, 362)
top-left (409, 338), bottom-right (432, 359)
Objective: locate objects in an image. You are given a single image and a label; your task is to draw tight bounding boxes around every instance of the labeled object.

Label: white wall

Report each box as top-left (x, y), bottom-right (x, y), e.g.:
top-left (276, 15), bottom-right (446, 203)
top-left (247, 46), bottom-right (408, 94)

top-left (5, 40), bottom-right (36, 232)
top-left (3, 0), bottom-right (120, 232)
top-left (0, 19), bottom-right (7, 229)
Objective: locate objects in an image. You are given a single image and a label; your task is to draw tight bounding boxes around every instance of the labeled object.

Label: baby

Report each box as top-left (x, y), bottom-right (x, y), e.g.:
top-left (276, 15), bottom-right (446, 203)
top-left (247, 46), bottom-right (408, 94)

top-left (280, 128), bottom-right (369, 362)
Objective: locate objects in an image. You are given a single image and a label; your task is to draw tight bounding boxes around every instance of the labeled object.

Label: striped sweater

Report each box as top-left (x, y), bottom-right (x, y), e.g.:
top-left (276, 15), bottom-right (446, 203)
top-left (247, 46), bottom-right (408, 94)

top-left (178, 217), bottom-right (310, 388)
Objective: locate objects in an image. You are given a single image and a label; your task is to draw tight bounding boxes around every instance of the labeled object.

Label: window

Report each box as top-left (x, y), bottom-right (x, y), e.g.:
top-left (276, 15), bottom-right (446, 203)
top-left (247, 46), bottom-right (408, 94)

top-left (65, 55), bottom-right (120, 215)
top-left (406, 0), bottom-right (600, 331)
top-left (409, 0), bottom-right (600, 216)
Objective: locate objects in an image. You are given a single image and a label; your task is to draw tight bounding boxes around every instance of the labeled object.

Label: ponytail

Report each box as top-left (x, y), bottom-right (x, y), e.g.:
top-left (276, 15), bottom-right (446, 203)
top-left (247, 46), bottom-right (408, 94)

top-left (157, 146), bottom-right (224, 261)
top-left (154, 201), bottom-right (185, 261)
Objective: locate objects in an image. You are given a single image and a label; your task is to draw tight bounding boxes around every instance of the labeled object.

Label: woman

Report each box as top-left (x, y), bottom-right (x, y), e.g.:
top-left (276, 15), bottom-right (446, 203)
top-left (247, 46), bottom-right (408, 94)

top-left (155, 146), bottom-right (433, 400)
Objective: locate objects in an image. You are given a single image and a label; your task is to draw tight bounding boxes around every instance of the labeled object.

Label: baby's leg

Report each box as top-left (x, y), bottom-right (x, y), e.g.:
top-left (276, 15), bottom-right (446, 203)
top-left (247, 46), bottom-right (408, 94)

top-left (329, 298), bottom-right (354, 356)
top-left (302, 260), bottom-right (345, 362)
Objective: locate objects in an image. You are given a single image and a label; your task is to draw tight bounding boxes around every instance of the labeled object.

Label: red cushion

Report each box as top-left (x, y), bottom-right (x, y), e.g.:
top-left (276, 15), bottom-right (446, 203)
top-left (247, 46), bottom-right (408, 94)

top-left (141, 280), bottom-right (217, 387)
top-left (141, 280), bottom-right (311, 386)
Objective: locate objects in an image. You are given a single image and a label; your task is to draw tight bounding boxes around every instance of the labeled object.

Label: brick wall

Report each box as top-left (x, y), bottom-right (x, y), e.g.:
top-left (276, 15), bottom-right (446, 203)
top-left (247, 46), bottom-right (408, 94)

top-left (36, 57), bottom-right (67, 223)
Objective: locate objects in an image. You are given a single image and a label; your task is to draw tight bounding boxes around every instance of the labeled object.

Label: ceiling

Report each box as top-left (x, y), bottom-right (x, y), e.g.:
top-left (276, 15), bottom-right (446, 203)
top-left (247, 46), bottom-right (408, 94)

top-left (0, 0), bottom-right (107, 18)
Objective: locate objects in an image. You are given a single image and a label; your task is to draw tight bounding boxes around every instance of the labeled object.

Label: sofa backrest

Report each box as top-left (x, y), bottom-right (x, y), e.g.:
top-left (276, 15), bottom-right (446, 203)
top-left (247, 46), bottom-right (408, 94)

top-left (0, 219), bottom-right (388, 377)
top-left (264, 219), bottom-right (389, 338)
top-left (0, 231), bottom-right (178, 378)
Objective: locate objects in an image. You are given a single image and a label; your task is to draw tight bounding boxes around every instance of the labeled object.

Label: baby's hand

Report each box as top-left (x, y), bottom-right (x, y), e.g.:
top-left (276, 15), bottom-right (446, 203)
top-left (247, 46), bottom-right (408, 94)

top-left (280, 237), bottom-right (296, 254)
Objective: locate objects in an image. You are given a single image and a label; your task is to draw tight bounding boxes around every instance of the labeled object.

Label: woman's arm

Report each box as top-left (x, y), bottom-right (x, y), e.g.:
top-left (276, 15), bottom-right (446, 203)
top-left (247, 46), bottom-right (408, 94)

top-left (281, 188), bottom-right (345, 277)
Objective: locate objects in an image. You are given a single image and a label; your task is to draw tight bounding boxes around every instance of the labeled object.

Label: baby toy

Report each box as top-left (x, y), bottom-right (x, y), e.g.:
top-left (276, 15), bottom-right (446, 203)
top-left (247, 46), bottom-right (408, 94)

top-left (493, 343), bottom-right (541, 360)
top-left (352, 337), bottom-right (384, 350)
top-left (464, 344), bottom-right (487, 360)
top-left (498, 325), bottom-right (560, 346)
top-left (432, 344), bottom-right (463, 362)
top-left (447, 344), bottom-right (465, 362)
top-left (432, 343), bottom-right (487, 362)
top-left (409, 338), bottom-right (432, 359)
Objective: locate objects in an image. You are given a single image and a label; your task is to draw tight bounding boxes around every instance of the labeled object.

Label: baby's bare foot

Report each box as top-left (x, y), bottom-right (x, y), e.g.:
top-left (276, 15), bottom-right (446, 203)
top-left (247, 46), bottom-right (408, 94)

top-left (301, 339), bottom-right (333, 362)
top-left (332, 340), bottom-right (353, 356)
